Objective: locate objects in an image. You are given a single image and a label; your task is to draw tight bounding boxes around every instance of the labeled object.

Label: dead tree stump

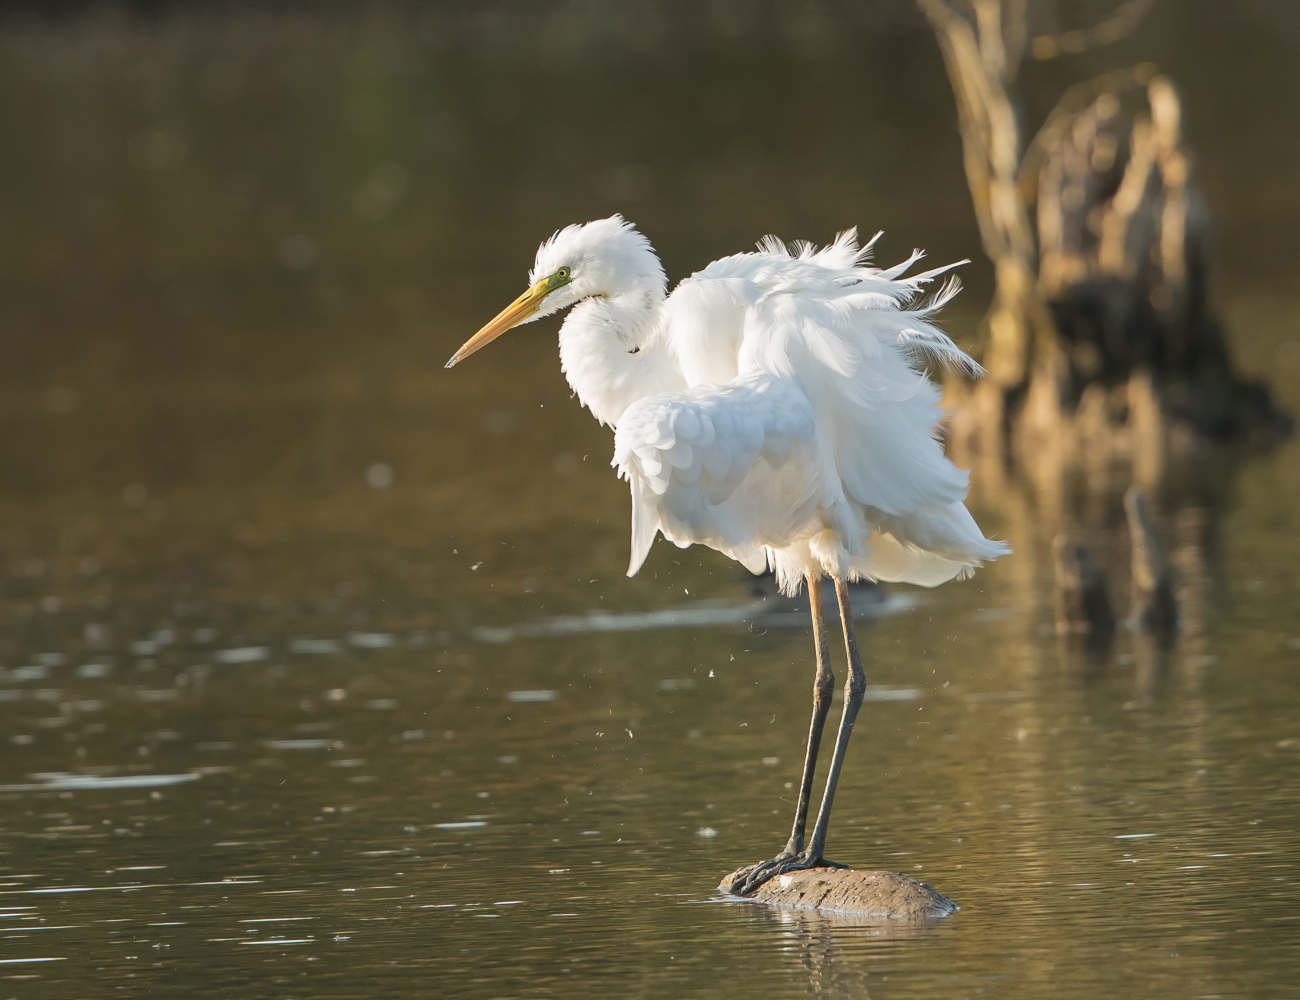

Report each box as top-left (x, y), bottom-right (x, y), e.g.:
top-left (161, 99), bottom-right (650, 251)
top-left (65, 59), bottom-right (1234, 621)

top-left (919, 1), bottom-right (1288, 494)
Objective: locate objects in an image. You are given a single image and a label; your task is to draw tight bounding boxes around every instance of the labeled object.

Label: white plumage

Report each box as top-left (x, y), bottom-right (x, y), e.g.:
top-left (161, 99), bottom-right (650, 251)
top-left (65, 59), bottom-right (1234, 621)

top-left (448, 214), bottom-right (1007, 593)
top-left (448, 214), bottom-right (1011, 892)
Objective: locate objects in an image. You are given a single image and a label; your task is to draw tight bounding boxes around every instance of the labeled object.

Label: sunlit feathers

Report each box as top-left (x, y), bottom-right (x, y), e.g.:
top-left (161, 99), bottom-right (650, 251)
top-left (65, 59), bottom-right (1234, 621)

top-left (451, 215), bottom-right (1009, 595)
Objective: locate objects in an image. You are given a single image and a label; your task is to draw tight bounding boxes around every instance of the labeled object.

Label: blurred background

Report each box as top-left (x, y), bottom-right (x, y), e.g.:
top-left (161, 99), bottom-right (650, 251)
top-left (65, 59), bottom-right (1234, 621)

top-left (0, 2), bottom-right (1297, 997)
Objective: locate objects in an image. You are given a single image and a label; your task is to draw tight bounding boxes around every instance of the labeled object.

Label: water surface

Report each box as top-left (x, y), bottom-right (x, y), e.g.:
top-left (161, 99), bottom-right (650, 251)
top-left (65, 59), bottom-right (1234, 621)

top-left (0, 5), bottom-right (1298, 998)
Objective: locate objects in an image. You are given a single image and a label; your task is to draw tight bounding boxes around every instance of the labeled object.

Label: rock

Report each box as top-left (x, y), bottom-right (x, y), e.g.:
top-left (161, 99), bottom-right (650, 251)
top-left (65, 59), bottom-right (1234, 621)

top-left (718, 867), bottom-right (957, 920)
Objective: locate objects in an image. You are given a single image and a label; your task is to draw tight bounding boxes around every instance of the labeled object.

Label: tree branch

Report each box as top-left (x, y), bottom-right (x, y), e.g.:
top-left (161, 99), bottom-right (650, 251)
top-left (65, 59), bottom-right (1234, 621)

top-left (1030, 0), bottom-right (1157, 60)
top-left (1002, 0), bottom-right (1028, 79)
top-left (914, 0), bottom-right (967, 34)
top-left (1016, 62), bottom-right (1158, 205)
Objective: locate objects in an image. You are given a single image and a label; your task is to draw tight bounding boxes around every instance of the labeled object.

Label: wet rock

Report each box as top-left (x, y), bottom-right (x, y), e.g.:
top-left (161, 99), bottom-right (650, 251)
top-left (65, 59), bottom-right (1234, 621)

top-left (719, 867), bottom-right (957, 920)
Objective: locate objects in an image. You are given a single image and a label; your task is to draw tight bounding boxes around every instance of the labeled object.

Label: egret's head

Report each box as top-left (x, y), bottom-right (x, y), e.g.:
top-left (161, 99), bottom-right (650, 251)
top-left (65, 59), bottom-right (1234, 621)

top-left (446, 214), bottom-right (664, 367)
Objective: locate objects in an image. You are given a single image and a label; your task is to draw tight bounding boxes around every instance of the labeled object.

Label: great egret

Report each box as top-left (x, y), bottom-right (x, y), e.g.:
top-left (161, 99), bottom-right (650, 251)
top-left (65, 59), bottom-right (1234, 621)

top-left (447, 216), bottom-right (1008, 894)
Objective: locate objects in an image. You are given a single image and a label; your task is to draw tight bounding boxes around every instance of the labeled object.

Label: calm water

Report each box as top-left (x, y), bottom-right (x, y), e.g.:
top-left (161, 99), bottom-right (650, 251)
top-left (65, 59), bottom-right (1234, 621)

top-left (1, 4), bottom-right (1298, 998)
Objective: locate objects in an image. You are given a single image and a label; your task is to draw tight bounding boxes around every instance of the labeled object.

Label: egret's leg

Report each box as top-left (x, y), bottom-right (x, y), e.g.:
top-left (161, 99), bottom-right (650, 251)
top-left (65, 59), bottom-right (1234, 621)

top-left (803, 578), bottom-right (867, 859)
top-left (728, 576), bottom-right (854, 896)
top-left (780, 574), bottom-right (836, 857)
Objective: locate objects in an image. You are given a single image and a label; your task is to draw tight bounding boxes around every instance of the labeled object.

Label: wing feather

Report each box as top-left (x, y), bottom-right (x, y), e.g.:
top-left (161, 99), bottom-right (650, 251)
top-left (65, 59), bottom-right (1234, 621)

top-left (613, 373), bottom-right (818, 577)
top-left (639, 229), bottom-right (1008, 590)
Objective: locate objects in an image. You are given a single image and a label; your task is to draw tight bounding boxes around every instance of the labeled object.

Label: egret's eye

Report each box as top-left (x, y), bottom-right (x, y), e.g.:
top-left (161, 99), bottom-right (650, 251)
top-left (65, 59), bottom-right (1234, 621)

top-left (557, 267), bottom-right (571, 279)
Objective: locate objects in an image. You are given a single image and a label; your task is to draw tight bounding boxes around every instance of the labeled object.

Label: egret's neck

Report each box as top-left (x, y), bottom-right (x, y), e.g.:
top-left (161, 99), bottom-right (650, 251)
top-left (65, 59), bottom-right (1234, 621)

top-left (559, 289), bottom-right (680, 427)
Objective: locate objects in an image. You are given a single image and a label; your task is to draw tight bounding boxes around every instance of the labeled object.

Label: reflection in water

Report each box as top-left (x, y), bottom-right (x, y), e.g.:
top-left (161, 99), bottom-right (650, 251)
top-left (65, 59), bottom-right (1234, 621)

top-left (0, 771), bottom-right (200, 793)
top-left (0, 4), bottom-right (1297, 998)
top-left (469, 585), bottom-right (915, 643)
top-left (744, 900), bottom-right (957, 998)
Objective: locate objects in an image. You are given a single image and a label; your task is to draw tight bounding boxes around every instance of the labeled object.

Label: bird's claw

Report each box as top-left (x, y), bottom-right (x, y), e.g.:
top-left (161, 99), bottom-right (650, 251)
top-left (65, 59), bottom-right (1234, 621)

top-left (727, 851), bottom-right (849, 897)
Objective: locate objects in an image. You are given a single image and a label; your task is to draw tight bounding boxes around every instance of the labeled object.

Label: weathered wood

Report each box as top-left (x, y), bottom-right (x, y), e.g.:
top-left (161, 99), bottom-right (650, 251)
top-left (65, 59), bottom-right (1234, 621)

top-left (922, 1), bottom-right (1288, 496)
top-left (719, 867), bottom-right (957, 920)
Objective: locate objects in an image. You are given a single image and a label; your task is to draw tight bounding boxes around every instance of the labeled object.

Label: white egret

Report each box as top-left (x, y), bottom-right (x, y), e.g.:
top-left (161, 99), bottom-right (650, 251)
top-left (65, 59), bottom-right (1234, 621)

top-left (447, 216), bottom-right (1008, 894)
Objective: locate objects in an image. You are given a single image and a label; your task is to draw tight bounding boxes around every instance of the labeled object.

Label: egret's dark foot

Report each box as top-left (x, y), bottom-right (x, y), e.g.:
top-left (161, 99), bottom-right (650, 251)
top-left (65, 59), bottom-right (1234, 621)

top-left (726, 852), bottom-right (850, 897)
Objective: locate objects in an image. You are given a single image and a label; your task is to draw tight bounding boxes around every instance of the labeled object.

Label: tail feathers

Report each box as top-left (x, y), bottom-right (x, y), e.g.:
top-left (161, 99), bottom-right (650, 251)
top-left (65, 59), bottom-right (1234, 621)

top-left (627, 473), bottom-right (660, 577)
top-left (851, 534), bottom-right (972, 588)
top-left (852, 530), bottom-right (1008, 588)
top-left (855, 501), bottom-right (1010, 587)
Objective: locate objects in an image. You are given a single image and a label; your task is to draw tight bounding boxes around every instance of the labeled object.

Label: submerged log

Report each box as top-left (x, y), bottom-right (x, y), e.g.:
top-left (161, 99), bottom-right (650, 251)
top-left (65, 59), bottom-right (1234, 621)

top-left (719, 867), bottom-right (957, 920)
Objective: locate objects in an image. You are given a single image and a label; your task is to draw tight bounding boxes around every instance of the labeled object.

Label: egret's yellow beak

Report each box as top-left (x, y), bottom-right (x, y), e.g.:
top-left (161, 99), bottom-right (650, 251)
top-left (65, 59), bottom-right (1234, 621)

top-left (445, 269), bottom-right (571, 368)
